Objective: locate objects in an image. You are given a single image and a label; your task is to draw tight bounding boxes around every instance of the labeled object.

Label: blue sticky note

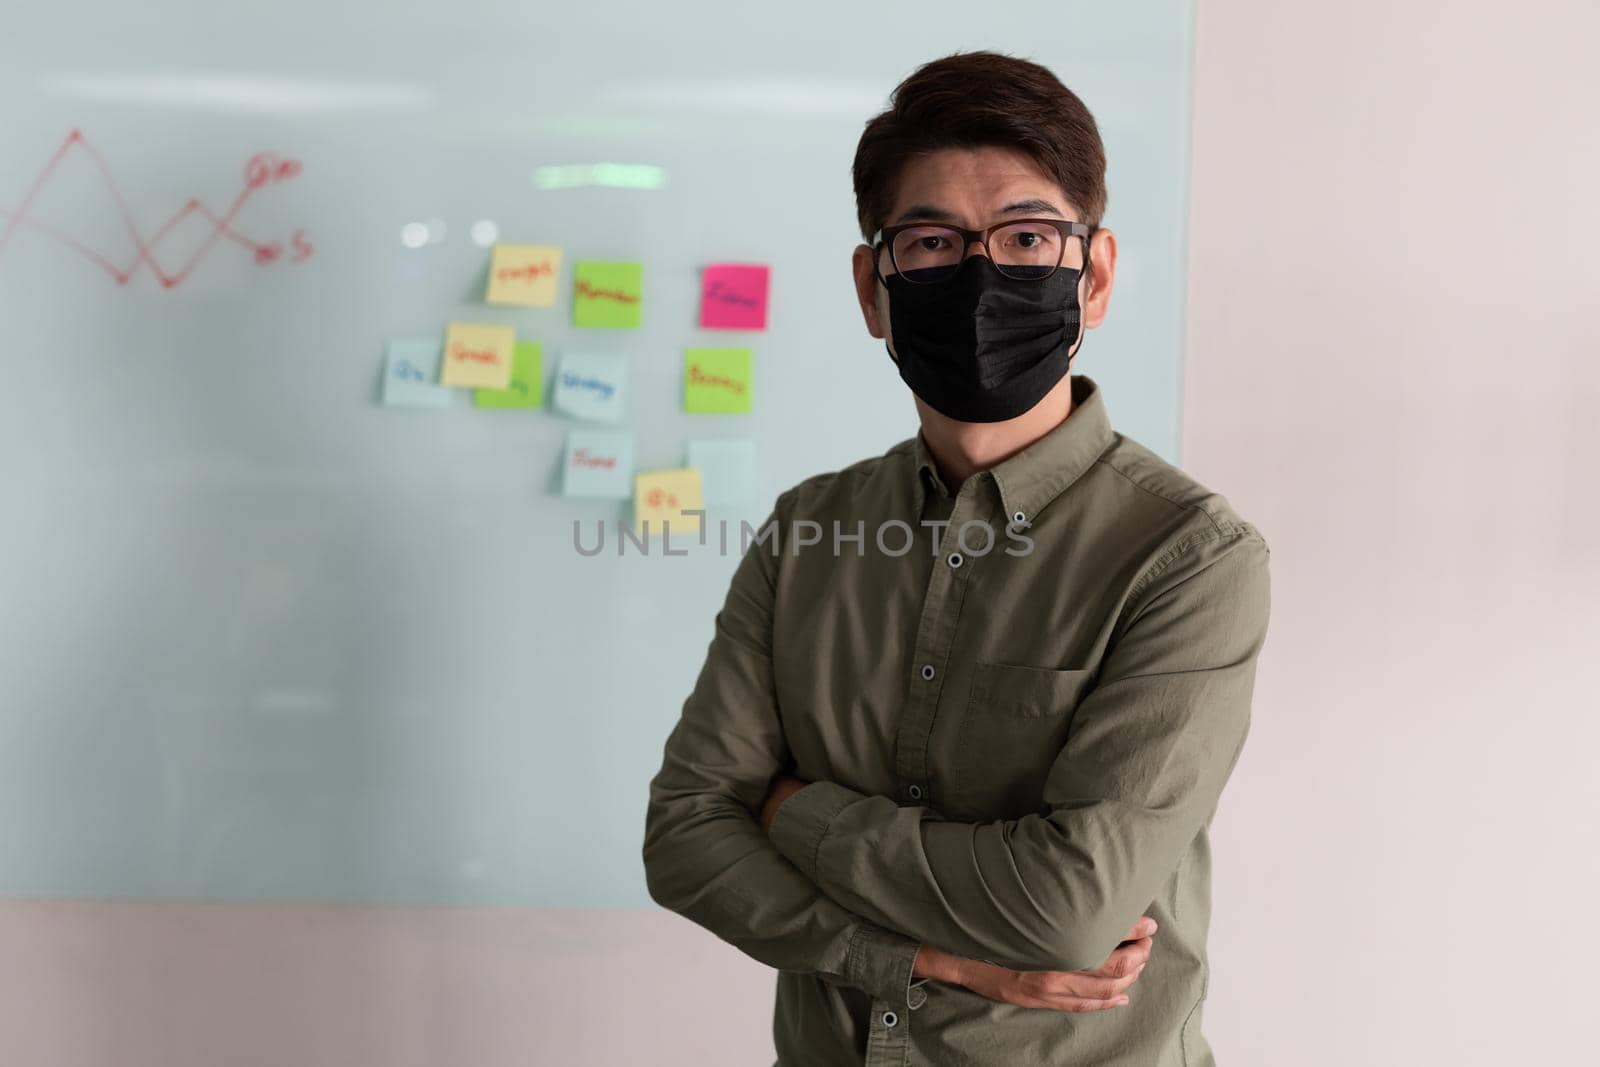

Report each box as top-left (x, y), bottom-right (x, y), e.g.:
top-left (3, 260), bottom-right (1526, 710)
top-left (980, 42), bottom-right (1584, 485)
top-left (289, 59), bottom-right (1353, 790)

top-left (563, 428), bottom-right (636, 499)
top-left (383, 338), bottom-right (455, 408)
top-left (553, 351), bottom-right (629, 423)
top-left (686, 438), bottom-right (759, 506)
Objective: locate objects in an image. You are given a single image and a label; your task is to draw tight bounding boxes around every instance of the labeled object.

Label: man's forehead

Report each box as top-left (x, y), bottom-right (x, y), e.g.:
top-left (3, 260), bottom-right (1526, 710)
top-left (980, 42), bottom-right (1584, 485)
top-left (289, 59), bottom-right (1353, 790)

top-left (887, 148), bottom-right (1073, 224)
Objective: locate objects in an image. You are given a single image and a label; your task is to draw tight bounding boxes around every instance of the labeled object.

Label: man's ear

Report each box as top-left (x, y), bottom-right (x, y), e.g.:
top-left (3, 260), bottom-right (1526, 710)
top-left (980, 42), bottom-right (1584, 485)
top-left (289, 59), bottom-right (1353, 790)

top-left (1080, 227), bottom-right (1117, 331)
top-left (851, 244), bottom-right (885, 339)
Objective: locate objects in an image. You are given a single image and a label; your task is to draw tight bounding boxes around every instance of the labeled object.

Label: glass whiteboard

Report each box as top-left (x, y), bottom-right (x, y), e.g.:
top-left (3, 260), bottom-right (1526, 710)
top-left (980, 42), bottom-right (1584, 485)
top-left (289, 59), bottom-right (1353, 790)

top-left (0, 0), bottom-right (1194, 907)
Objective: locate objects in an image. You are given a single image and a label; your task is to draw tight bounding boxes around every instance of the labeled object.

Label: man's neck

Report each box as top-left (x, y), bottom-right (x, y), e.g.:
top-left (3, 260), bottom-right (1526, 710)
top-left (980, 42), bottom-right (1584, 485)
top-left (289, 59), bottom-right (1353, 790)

top-left (918, 373), bottom-right (1077, 491)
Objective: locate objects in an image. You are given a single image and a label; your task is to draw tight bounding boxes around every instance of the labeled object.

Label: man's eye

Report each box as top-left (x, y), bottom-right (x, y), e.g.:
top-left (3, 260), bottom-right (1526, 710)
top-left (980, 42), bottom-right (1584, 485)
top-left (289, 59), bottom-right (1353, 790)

top-left (917, 236), bottom-right (947, 251)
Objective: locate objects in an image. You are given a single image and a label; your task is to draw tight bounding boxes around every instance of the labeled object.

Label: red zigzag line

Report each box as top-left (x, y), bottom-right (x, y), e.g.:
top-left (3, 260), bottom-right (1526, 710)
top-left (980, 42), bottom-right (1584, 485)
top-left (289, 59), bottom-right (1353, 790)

top-left (0, 129), bottom-right (296, 288)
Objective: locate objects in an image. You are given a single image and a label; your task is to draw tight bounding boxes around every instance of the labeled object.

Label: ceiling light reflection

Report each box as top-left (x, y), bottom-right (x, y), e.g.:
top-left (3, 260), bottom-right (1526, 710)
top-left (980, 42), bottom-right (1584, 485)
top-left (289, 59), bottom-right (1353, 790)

top-left (533, 163), bottom-right (667, 190)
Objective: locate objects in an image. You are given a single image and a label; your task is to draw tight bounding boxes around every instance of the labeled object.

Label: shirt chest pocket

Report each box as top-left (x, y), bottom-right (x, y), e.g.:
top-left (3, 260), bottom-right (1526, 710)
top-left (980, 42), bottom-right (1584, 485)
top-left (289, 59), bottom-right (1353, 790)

top-left (952, 662), bottom-right (1097, 819)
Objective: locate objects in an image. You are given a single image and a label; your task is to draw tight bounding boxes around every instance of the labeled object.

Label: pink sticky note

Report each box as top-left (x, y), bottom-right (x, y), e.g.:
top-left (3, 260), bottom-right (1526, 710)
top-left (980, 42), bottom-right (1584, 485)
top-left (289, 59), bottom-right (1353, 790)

top-left (699, 264), bottom-right (770, 330)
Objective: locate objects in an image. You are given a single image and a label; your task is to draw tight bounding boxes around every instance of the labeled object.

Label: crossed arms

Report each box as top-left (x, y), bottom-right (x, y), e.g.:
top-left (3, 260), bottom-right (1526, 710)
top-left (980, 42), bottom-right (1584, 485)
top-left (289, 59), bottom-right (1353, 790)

top-left (641, 492), bottom-right (1272, 999)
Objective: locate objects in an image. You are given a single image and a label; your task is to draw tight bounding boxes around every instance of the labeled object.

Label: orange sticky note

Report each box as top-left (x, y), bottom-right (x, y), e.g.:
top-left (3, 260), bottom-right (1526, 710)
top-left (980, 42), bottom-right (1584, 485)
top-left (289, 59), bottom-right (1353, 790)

top-left (633, 467), bottom-right (704, 537)
top-left (440, 322), bottom-right (516, 389)
top-left (486, 244), bottom-right (562, 307)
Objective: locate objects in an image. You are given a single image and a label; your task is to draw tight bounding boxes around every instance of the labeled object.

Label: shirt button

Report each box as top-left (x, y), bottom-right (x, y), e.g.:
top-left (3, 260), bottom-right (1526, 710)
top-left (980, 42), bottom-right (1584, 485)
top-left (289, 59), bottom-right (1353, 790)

top-left (882, 1011), bottom-right (898, 1028)
top-left (908, 784), bottom-right (922, 800)
top-left (920, 664), bottom-right (935, 681)
top-left (947, 552), bottom-right (963, 568)
top-left (1013, 510), bottom-right (1028, 526)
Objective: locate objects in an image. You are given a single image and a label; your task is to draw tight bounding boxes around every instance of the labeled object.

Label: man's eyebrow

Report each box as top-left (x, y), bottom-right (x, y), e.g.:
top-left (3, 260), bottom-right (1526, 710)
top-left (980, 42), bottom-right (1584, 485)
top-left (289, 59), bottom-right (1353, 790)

top-left (890, 198), bottom-right (1066, 226)
top-left (891, 203), bottom-right (959, 225)
top-left (998, 198), bottom-right (1065, 218)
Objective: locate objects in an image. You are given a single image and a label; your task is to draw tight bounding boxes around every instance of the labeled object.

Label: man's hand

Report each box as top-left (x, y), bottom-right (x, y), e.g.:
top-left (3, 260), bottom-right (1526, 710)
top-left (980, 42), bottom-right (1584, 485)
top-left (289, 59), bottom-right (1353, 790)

top-left (912, 916), bottom-right (1158, 1012)
top-left (759, 773), bottom-right (809, 833)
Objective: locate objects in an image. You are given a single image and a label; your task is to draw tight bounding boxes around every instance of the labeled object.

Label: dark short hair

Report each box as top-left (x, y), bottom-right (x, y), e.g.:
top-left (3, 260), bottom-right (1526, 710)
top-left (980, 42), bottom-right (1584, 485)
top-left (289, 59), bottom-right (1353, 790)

top-left (852, 50), bottom-right (1109, 244)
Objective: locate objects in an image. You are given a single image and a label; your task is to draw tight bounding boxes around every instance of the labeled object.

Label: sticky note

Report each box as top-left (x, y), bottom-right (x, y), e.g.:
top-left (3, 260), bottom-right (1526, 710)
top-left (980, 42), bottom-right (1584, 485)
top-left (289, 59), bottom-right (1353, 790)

top-left (634, 467), bottom-right (705, 536)
top-left (474, 341), bottom-right (543, 408)
top-left (686, 438), bottom-right (759, 506)
top-left (563, 429), bottom-right (635, 499)
top-left (573, 261), bottom-right (643, 328)
top-left (485, 244), bottom-right (562, 306)
top-left (382, 338), bottom-right (455, 408)
top-left (552, 351), bottom-right (629, 423)
top-left (699, 264), bottom-right (770, 330)
top-left (684, 347), bottom-right (753, 414)
top-left (441, 322), bottom-right (516, 389)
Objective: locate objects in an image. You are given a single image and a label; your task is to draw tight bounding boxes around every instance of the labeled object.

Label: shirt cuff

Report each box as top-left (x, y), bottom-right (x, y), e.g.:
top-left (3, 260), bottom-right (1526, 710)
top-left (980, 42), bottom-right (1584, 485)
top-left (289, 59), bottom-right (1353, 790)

top-left (767, 779), bottom-right (860, 883)
top-left (845, 921), bottom-right (931, 1011)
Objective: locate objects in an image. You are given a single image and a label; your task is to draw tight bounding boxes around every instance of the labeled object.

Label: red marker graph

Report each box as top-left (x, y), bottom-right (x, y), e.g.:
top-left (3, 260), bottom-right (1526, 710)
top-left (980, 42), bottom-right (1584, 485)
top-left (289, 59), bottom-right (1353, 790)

top-left (0, 129), bottom-right (313, 288)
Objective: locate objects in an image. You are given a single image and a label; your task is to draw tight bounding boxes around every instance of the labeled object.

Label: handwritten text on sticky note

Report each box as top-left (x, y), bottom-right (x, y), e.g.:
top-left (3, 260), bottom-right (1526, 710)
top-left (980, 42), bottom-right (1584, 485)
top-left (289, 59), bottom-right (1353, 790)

top-left (563, 429), bottom-right (636, 499)
top-left (573, 261), bottom-right (643, 328)
top-left (486, 244), bottom-right (562, 307)
top-left (383, 338), bottom-right (455, 408)
top-left (474, 340), bottom-right (543, 408)
top-left (634, 467), bottom-right (705, 535)
top-left (553, 351), bottom-right (629, 423)
top-left (699, 264), bottom-right (770, 330)
top-left (441, 322), bottom-right (516, 389)
top-left (684, 347), bottom-right (753, 414)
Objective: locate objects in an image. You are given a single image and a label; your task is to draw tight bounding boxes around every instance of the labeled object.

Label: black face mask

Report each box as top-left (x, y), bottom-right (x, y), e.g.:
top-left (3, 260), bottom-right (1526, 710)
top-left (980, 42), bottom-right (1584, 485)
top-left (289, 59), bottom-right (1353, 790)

top-left (883, 255), bottom-right (1084, 423)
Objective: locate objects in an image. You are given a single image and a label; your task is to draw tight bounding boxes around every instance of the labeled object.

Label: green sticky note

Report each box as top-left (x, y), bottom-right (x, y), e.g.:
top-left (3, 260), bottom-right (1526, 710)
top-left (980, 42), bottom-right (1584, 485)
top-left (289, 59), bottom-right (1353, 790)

top-left (474, 341), bottom-right (543, 408)
top-left (684, 347), bottom-right (753, 414)
top-left (573, 261), bottom-right (643, 328)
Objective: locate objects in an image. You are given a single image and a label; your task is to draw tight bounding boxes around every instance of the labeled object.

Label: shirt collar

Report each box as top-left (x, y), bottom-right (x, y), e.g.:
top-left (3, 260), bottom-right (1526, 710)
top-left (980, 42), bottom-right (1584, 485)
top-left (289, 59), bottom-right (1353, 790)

top-left (913, 374), bottom-right (1115, 522)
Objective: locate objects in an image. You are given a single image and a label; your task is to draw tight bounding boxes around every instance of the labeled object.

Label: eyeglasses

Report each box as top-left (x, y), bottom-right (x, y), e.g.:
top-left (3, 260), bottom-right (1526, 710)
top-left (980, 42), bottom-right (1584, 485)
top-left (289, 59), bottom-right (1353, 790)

top-left (871, 218), bottom-right (1092, 285)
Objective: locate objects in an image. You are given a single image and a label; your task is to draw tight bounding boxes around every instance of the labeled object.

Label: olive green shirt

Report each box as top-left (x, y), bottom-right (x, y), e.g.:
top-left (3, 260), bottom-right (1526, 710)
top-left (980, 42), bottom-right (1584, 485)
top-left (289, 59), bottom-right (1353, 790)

top-left (642, 374), bottom-right (1272, 1066)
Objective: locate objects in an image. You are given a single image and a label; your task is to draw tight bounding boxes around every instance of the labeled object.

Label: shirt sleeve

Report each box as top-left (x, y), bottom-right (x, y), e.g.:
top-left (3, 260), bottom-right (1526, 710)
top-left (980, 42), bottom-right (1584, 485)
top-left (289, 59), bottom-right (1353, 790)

top-left (766, 526), bottom-right (1272, 974)
top-left (642, 490), bottom-right (931, 1012)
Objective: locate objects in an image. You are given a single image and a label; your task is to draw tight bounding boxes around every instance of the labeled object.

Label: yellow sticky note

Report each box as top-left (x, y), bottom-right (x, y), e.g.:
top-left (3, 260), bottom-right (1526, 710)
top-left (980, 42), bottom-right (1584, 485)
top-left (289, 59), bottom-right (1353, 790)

top-left (633, 467), bottom-right (704, 537)
top-left (440, 322), bottom-right (515, 389)
top-left (485, 244), bottom-right (562, 307)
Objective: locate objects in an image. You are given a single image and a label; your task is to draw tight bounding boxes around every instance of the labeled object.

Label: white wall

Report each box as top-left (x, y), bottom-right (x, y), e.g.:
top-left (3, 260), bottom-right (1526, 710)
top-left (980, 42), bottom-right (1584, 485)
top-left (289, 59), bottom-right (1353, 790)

top-left (1183, 0), bottom-right (1599, 1062)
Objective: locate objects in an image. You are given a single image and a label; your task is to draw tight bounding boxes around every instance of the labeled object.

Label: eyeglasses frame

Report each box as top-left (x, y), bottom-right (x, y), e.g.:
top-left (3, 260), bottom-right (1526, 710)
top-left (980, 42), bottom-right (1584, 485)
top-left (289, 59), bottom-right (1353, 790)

top-left (869, 217), bottom-right (1094, 287)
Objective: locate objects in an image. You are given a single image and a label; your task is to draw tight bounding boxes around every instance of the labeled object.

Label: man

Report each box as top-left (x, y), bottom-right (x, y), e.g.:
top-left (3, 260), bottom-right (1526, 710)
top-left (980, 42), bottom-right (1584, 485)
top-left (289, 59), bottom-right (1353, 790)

top-left (643, 49), bottom-right (1271, 1066)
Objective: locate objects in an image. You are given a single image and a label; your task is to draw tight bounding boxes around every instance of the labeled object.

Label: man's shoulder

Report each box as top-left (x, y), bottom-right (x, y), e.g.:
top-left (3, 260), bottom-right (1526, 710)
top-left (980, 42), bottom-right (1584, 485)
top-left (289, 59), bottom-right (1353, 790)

top-left (773, 436), bottom-right (916, 517)
top-left (1095, 431), bottom-right (1268, 554)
